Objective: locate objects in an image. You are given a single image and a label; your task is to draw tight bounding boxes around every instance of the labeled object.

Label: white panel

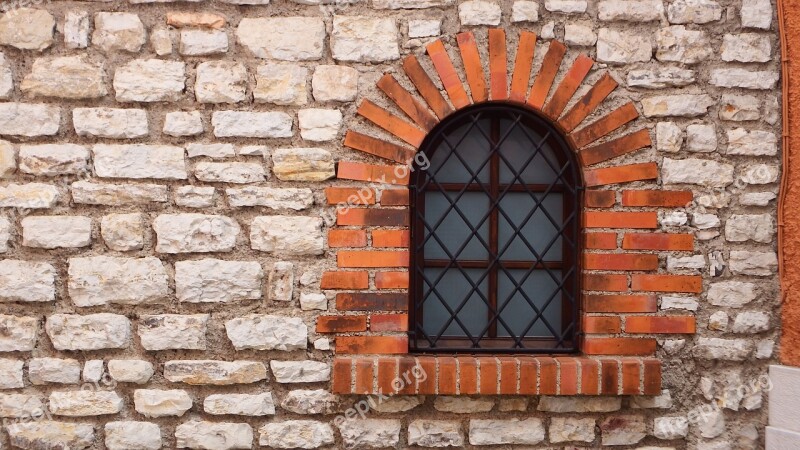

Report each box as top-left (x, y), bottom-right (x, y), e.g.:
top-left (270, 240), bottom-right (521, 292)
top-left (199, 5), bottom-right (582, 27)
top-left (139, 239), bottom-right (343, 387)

top-left (769, 365), bottom-right (800, 433)
top-left (766, 426), bottom-right (800, 450)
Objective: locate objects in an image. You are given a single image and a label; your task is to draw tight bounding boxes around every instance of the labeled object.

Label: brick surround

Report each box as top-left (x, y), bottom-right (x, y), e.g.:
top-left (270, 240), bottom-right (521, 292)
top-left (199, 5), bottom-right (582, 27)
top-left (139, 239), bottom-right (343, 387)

top-left (325, 29), bottom-right (703, 395)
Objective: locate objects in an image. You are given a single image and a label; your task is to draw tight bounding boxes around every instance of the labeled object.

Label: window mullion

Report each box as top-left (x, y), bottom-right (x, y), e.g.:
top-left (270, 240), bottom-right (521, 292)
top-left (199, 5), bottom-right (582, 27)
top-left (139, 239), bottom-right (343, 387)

top-left (488, 116), bottom-right (500, 339)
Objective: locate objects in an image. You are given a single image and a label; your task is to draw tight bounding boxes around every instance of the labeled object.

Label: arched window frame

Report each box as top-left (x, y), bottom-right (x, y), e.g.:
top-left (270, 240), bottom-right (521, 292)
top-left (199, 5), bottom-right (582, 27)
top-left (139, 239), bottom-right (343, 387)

top-left (409, 102), bottom-right (584, 354)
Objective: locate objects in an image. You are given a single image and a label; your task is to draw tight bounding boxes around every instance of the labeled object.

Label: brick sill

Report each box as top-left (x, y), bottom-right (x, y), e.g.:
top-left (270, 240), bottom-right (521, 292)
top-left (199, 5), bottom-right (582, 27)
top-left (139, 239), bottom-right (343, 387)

top-left (332, 356), bottom-right (661, 396)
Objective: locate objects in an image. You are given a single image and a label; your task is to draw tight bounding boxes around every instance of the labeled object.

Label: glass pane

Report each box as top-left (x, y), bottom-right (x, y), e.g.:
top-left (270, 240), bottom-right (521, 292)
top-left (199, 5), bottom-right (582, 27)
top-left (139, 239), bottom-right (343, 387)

top-left (496, 269), bottom-right (563, 338)
top-left (498, 193), bottom-right (564, 261)
top-left (422, 268), bottom-right (489, 337)
top-left (424, 191), bottom-right (490, 260)
top-left (426, 118), bottom-right (491, 184)
top-left (498, 118), bottom-right (561, 185)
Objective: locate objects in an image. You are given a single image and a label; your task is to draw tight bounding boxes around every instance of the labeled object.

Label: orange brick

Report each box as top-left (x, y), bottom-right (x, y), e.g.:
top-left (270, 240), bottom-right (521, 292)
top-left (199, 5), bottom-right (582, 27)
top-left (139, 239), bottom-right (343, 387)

top-left (381, 189), bottom-right (410, 206)
top-left (583, 189), bottom-right (617, 208)
top-left (499, 357), bottom-right (517, 394)
top-left (375, 271), bottom-right (409, 289)
top-left (354, 358), bottom-right (374, 394)
top-left (584, 190), bottom-right (616, 208)
top-left (583, 316), bottom-right (622, 333)
top-left (320, 271), bottom-right (369, 290)
top-left (316, 315), bottom-right (367, 333)
top-left (584, 294), bottom-right (658, 313)
top-left (519, 358), bottom-right (538, 395)
top-left (325, 187), bottom-right (376, 205)
top-left (631, 274), bottom-right (702, 293)
top-left (583, 273), bottom-right (628, 292)
top-left (438, 358), bottom-right (457, 395)
top-left (539, 357), bottom-right (557, 395)
top-left (584, 163), bottom-right (658, 187)
top-left (622, 233), bottom-right (694, 251)
top-left (479, 358), bottom-right (498, 395)
top-left (458, 357), bottom-right (478, 395)
top-left (398, 357), bottom-right (418, 395)
top-left (585, 232), bottom-right (617, 249)
top-left (625, 316), bottom-right (696, 334)
top-left (417, 356), bottom-right (437, 394)
top-left (621, 359), bottom-right (641, 395)
top-left (377, 357), bottom-right (398, 394)
top-left (337, 336), bottom-right (408, 354)
top-left (643, 359), bottom-right (662, 395)
top-left (584, 337), bottom-right (657, 356)
top-left (357, 99), bottom-right (426, 147)
top-left (328, 230), bottom-right (367, 248)
top-left (370, 314), bottom-right (408, 332)
top-left (579, 358), bottom-right (600, 395)
top-left (557, 358), bottom-right (579, 395)
top-left (332, 357), bottom-right (353, 394)
top-left (584, 211), bottom-right (658, 229)
top-left (337, 161), bottom-right (410, 186)
top-left (583, 253), bottom-right (659, 271)
top-left (622, 190), bottom-right (693, 207)
top-left (427, 40), bottom-right (471, 109)
top-left (337, 208), bottom-right (409, 226)
top-left (372, 230), bottom-right (410, 248)
top-left (571, 102), bottom-right (638, 148)
top-left (338, 251), bottom-right (409, 268)
top-left (601, 359), bottom-right (619, 395)
top-left (336, 293), bottom-right (407, 311)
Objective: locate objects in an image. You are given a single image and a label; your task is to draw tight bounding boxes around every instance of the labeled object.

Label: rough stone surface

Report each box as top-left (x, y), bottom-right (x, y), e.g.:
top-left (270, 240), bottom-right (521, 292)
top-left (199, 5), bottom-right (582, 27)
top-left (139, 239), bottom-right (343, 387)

top-left (176, 421), bottom-right (253, 450)
top-left (46, 314), bottom-right (131, 350)
top-left (212, 111), bottom-right (293, 138)
top-left (29, 358), bottom-right (81, 385)
top-left (313, 65), bottom-right (358, 102)
top-left (7, 421), bottom-right (95, 450)
top-left (469, 419), bottom-right (546, 445)
top-left (0, 260), bottom-right (56, 303)
top-left (270, 360), bottom-right (330, 383)
top-left (92, 13), bottom-right (146, 53)
top-left (176, 259), bottom-right (262, 303)
top-left (21, 56), bottom-right (106, 99)
top-left (281, 389), bottom-right (339, 415)
top-left (237, 17), bottom-right (325, 60)
top-left (0, 8), bottom-right (55, 51)
top-left (408, 420), bottom-right (464, 447)
top-left (205, 393), bottom-right (276, 416)
top-left (226, 315), bottom-right (307, 351)
top-left (259, 421), bottom-right (334, 449)
top-left (94, 144), bottom-right (186, 180)
top-left (255, 64), bottom-right (309, 105)
top-left (642, 94), bottom-right (715, 117)
top-left (20, 216), bottom-right (86, 249)
top-left (105, 422), bottom-right (162, 450)
top-left (251, 215), bottom-right (324, 255)
top-left (332, 16), bottom-right (400, 62)
top-left (459, 1), bottom-right (503, 26)
top-left (596, 28), bottom-right (652, 64)
top-left (338, 419), bottom-right (402, 449)
top-left (114, 59), bottom-right (185, 102)
top-left (68, 256), bottom-right (168, 306)
top-left (138, 314), bottom-right (209, 350)
top-left (662, 158), bottom-right (734, 188)
top-left (195, 61), bottom-right (247, 103)
top-left (272, 148), bottom-right (335, 181)
top-left (49, 390), bottom-right (124, 416)
top-left (134, 389), bottom-right (192, 417)
top-left (0, 103), bottom-right (60, 137)
top-left (164, 360), bottom-right (267, 385)
top-left (19, 144), bottom-right (89, 176)
top-left (153, 214), bottom-right (239, 253)
top-left (108, 360), bottom-right (154, 384)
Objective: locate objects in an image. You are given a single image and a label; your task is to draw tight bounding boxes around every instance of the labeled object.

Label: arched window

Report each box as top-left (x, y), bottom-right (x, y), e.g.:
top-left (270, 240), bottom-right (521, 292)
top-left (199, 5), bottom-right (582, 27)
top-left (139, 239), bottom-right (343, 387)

top-left (410, 103), bottom-right (582, 353)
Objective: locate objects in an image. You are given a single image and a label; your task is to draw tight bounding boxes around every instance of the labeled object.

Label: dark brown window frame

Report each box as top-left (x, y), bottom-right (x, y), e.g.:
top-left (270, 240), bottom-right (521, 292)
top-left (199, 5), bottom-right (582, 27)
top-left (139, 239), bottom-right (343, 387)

top-left (409, 102), bottom-right (583, 354)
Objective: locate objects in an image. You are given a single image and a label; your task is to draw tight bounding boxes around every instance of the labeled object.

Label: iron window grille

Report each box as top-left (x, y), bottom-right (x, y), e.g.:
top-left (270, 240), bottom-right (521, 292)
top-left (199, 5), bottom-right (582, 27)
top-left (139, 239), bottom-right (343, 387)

top-left (409, 102), bottom-right (583, 353)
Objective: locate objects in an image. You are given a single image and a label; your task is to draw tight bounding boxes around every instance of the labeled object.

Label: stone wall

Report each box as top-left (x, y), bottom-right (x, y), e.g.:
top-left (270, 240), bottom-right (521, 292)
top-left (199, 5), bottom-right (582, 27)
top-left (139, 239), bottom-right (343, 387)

top-left (0, 0), bottom-right (782, 448)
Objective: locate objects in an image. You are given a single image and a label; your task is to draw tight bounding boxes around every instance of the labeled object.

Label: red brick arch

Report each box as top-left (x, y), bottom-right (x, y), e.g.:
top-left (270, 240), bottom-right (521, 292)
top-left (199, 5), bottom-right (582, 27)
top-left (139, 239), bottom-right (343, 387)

top-left (324, 29), bottom-right (698, 396)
